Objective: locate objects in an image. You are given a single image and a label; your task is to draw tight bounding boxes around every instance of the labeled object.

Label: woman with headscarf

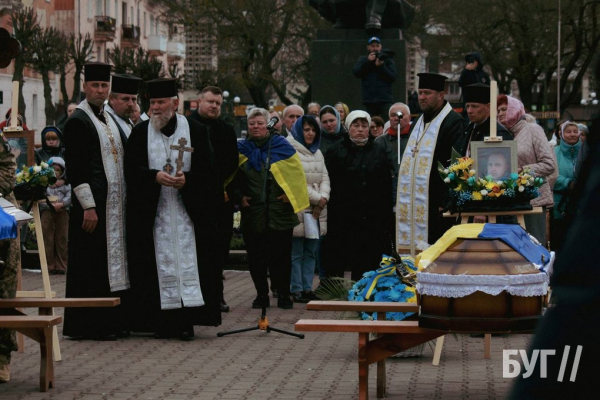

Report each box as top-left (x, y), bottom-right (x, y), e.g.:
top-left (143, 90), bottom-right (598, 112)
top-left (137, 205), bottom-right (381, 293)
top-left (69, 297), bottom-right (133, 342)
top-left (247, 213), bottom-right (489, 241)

top-left (287, 116), bottom-right (330, 302)
top-left (497, 95), bottom-right (556, 245)
top-left (229, 108), bottom-right (309, 310)
top-left (551, 121), bottom-right (582, 252)
top-left (334, 102), bottom-right (350, 124)
top-left (322, 110), bottom-right (392, 281)
top-left (319, 105), bottom-right (346, 155)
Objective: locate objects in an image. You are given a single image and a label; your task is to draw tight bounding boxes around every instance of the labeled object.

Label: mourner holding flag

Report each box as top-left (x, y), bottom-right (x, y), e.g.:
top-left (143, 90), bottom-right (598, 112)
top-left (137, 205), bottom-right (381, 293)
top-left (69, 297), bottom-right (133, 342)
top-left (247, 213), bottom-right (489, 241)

top-left (396, 73), bottom-right (467, 254)
top-left (125, 78), bottom-right (222, 340)
top-left (229, 108), bottom-right (309, 310)
top-left (63, 62), bottom-right (130, 340)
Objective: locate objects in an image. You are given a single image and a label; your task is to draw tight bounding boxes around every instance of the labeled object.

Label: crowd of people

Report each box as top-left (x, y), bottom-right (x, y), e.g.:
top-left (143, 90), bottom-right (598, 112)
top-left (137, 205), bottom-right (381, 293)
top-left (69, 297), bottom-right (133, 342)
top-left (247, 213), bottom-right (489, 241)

top-left (0, 52), bottom-right (594, 383)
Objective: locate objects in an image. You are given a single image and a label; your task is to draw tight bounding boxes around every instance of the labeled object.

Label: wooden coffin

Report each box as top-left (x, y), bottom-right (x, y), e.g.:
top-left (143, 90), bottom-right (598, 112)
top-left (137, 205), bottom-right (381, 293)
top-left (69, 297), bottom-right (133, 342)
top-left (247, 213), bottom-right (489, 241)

top-left (417, 238), bottom-right (547, 333)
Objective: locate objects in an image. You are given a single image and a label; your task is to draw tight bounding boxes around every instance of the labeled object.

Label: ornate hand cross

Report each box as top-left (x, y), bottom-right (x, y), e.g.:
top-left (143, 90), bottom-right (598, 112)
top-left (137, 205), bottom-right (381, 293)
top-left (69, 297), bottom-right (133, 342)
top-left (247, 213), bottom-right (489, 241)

top-left (170, 137), bottom-right (194, 174)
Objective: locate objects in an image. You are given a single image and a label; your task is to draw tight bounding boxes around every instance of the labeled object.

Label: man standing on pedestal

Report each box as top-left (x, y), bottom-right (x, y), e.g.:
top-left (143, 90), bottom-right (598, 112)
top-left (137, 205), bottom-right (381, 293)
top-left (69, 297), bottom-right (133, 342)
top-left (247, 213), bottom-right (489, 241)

top-left (352, 36), bottom-right (397, 120)
top-left (397, 73), bottom-right (467, 254)
top-left (188, 86), bottom-right (238, 313)
top-left (63, 62), bottom-right (130, 340)
top-left (125, 78), bottom-right (222, 340)
top-left (105, 73), bottom-right (141, 141)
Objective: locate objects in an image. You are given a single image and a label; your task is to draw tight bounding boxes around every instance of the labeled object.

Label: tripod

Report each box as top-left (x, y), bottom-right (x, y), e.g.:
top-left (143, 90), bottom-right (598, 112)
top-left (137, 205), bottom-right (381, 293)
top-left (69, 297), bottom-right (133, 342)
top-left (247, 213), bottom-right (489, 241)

top-left (216, 305), bottom-right (305, 339)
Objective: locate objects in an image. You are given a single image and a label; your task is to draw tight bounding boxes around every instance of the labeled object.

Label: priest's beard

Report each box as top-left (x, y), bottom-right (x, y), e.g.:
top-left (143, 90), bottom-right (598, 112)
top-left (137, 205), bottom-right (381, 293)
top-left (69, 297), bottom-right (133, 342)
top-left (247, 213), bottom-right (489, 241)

top-left (150, 107), bottom-right (175, 131)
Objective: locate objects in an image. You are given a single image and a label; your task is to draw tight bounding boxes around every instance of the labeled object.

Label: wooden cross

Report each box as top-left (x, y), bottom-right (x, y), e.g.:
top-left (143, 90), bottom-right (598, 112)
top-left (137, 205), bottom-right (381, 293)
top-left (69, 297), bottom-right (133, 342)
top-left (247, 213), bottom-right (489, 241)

top-left (170, 137), bottom-right (194, 174)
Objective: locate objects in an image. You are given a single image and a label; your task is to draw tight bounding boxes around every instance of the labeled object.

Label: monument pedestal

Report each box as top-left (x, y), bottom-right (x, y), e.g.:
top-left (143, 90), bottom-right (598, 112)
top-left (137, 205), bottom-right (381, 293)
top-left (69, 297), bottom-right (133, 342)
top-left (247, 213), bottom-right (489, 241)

top-left (311, 29), bottom-right (406, 112)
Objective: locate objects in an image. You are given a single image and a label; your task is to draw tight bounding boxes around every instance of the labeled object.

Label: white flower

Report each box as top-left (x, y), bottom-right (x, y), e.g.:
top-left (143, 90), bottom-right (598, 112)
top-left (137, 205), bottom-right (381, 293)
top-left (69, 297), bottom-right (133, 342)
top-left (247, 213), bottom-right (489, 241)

top-left (518, 186), bottom-right (525, 192)
top-left (16, 171), bottom-right (22, 178)
top-left (40, 162), bottom-right (48, 169)
top-left (444, 178), bottom-right (451, 183)
top-left (480, 190), bottom-right (488, 195)
top-left (33, 166), bottom-right (41, 173)
top-left (443, 169), bottom-right (449, 174)
top-left (469, 169), bottom-right (476, 175)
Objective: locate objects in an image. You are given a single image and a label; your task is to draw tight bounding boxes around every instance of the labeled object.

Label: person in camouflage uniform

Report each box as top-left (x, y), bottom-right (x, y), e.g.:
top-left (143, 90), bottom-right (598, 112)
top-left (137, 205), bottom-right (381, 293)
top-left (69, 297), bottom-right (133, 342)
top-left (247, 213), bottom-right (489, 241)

top-left (0, 136), bottom-right (19, 383)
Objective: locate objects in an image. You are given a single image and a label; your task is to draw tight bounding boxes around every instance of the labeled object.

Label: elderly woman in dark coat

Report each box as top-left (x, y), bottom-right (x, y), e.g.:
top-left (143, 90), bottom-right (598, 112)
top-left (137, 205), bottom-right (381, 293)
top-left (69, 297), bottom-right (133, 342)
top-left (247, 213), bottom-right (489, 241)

top-left (322, 110), bottom-right (392, 281)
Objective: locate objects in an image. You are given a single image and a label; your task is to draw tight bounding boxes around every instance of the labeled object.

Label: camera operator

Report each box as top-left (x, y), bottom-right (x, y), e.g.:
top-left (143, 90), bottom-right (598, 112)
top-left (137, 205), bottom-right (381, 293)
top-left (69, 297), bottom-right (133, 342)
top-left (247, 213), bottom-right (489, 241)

top-left (352, 37), bottom-right (397, 120)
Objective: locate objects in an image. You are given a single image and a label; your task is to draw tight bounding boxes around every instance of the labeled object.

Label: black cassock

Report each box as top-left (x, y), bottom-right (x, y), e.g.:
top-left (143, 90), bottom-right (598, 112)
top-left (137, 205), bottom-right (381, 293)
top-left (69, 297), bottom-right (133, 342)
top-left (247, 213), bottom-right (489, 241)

top-left (124, 117), bottom-right (222, 335)
top-left (63, 107), bottom-right (129, 338)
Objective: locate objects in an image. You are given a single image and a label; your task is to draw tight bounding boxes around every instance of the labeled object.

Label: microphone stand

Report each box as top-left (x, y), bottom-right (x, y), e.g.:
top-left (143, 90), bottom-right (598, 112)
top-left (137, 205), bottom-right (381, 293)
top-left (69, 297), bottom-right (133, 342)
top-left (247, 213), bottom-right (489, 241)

top-left (217, 127), bottom-right (304, 340)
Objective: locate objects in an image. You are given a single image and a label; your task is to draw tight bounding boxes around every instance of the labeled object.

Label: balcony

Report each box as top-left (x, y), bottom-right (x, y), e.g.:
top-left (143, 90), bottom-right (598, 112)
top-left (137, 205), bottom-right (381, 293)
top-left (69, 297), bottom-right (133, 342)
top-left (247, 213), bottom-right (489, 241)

top-left (148, 35), bottom-right (167, 56)
top-left (94, 16), bottom-right (116, 42)
top-left (121, 25), bottom-right (141, 48)
top-left (167, 41), bottom-right (185, 60)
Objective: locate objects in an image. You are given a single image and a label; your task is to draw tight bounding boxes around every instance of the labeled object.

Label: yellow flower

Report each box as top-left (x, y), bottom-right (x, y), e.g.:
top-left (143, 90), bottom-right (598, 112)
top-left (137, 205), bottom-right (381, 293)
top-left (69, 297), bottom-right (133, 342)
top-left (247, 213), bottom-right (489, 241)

top-left (485, 181), bottom-right (497, 190)
top-left (454, 183), bottom-right (463, 191)
top-left (471, 191), bottom-right (483, 201)
top-left (487, 186), bottom-right (505, 197)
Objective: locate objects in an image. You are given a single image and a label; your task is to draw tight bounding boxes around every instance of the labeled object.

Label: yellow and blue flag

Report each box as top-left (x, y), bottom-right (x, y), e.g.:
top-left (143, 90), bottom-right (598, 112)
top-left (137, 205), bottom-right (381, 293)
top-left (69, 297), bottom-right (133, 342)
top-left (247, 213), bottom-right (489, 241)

top-left (417, 223), bottom-right (552, 271)
top-left (238, 135), bottom-right (309, 213)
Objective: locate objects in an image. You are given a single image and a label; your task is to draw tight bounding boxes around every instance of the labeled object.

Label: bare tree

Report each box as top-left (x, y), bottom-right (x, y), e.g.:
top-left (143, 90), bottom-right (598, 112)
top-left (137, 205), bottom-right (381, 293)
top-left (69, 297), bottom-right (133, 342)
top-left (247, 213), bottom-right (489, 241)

top-left (29, 27), bottom-right (68, 125)
top-left (409, 0), bottom-right (600, 112)
top-left (11, 7), bottom-right (40, 119)
top-left (69, 33), bottom-right (94, 103)
top-left (152, 0), bottom-right (327, 107)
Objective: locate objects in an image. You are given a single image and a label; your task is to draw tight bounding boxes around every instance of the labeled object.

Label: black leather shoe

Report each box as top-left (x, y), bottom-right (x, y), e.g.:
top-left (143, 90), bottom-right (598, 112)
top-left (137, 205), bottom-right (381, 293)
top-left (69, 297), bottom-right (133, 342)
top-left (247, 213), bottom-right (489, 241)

top-left (220, 301), bottom-right (230, 313)
top-left (277, 294), bottom-right (293, 309)
top-left (252, 295), bottom-right (270, 309)
top-left (179, 330), bottom-right (194, 341)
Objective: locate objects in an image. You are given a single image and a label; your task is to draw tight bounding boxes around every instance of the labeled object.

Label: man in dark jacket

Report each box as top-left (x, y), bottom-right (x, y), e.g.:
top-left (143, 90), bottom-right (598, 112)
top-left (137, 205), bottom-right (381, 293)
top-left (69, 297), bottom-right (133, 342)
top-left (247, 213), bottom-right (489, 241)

top-left (352, 36), bottom-right (397, 120)
top-left (454, 83), bottom-right (513, 157)
top-left (188, 86), bottom-right (239, 313)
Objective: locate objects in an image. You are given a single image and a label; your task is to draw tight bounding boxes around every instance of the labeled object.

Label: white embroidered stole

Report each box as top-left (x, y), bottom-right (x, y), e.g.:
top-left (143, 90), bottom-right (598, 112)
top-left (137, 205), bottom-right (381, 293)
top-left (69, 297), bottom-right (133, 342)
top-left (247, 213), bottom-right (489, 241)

top-left (148, 114), bottom-right (204, 310)
top-left (105, 104), bottom-right (132, 138)
top-left (77, 100), bottom-right (129, 291)
top-left (397, 102), bottom-right (453, 254)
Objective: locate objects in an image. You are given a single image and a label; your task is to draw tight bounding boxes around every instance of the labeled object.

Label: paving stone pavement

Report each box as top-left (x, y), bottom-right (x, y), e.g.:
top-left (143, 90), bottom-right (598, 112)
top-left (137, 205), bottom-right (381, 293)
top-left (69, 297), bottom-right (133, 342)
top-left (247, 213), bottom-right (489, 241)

top-left (0, 269), bottom-right (530, 399)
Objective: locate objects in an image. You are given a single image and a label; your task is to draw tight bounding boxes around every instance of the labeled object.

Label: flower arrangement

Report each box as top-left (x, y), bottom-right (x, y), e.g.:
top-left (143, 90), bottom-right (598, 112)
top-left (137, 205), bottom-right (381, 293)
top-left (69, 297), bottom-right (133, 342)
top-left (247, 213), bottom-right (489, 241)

top-left (438, 155), bottom-right (544, 209)
top-left (14, 160), bottom-right (57, 202)
top-left (348, 255), bottom-right (418, 321)
top-left (16, 160), bottom-right (57, 188)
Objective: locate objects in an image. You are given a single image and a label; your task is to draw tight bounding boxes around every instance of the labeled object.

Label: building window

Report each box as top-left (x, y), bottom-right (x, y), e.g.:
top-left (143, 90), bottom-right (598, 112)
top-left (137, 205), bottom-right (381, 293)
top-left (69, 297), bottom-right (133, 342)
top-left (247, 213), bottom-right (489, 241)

top-left (97, 46), bottom-right (102, 62)
top-left (114, 0), bottom-right (118, 21)
top-left (88, 0), bottom-right (94, 19)
top-left (150, 15), bottom-right (154, 35)
top-left (143, 12), bottom-right (146, 36)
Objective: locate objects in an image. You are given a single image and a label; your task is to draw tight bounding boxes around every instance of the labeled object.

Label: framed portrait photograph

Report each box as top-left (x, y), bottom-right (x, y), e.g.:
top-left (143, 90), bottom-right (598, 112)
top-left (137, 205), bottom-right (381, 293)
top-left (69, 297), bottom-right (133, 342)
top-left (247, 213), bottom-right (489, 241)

top-left (471, 140), bottom-right (518, 181)
top-left (4, 130), bottom-right (35, 170)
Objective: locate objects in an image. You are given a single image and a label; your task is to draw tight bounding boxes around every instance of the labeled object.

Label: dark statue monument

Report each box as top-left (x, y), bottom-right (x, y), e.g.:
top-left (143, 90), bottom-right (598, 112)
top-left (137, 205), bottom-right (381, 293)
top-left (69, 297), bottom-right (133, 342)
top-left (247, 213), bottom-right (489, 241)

top-left (309, 0), bottom-right (415, 31)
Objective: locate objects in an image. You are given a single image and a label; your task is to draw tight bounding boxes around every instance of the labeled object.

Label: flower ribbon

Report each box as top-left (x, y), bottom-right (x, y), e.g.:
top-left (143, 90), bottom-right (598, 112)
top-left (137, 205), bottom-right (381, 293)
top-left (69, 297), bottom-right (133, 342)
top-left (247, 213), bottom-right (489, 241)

top-left (361, 255), bottom-right (399, 300)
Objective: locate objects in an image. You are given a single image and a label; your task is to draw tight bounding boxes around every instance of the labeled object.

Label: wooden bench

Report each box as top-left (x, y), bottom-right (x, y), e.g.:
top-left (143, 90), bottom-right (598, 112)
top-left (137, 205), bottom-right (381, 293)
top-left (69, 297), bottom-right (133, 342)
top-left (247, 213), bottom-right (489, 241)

top-left (0, 315), bottom-right (62, 391)
top-left (0, 297), bottom-right (120, 391)
top-left (0, 297), bottom-right (121, 317)
top-left (297, 301), bottom-right (443, 400)
top-left (296, 318), bottom-right (443, 400)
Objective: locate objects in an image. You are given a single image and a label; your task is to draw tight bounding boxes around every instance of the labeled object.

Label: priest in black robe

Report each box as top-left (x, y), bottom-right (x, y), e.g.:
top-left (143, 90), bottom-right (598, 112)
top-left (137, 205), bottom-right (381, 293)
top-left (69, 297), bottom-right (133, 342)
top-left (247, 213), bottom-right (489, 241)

top-left (188, 86), bottom-right (239, 312)
top-left (397, 73), bottom-right (467, 253)
top-left (105, 73), bottom-right (141, 141)
top-left (125, 78), bottom-right (222, 340)
top-left (63, 62), bottom-right (130, 340)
